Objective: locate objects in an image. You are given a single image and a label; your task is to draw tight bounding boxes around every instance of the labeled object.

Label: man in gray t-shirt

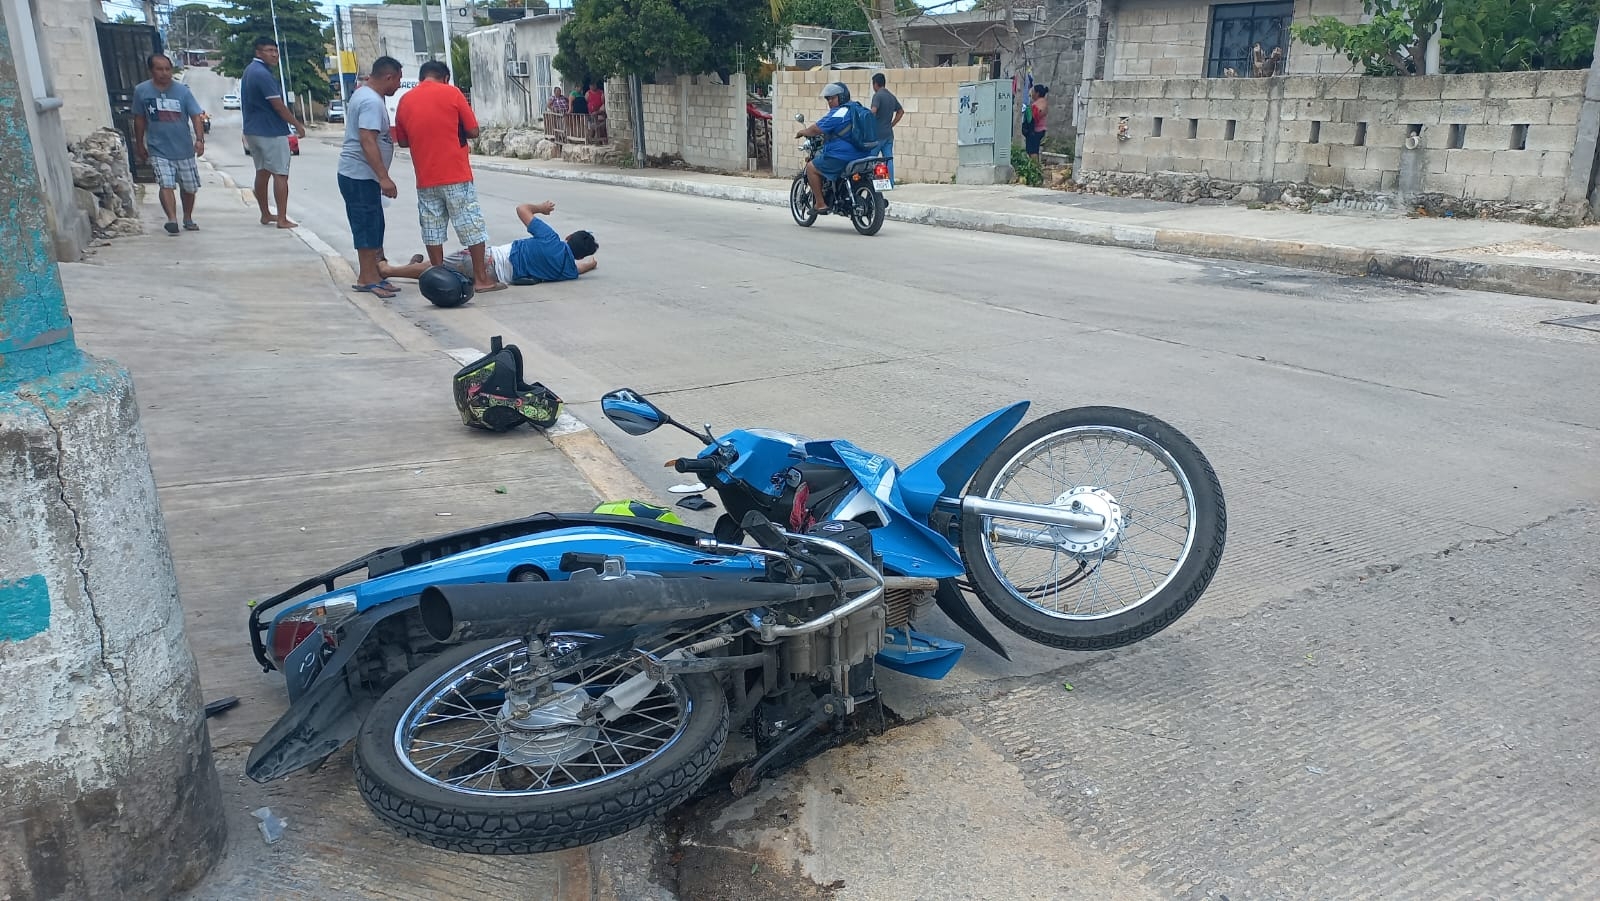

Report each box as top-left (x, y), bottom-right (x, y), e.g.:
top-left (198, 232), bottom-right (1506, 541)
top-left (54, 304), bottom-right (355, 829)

top-left (869, 72), bottom-right (904, 179)
top-left (132, 53), bottom-right (206, 234)
top-left (338, 57), bottom-right (405, 295)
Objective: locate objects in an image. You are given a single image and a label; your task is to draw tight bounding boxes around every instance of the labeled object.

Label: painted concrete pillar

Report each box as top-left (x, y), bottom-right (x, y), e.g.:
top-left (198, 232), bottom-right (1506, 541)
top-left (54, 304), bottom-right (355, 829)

top-left (0, 11), bottom-right (225, 901)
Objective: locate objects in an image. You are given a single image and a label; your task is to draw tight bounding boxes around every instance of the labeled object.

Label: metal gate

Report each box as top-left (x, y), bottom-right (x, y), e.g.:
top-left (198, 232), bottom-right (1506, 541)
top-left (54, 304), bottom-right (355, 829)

top-left (96, 20), bottom-right (163, 182)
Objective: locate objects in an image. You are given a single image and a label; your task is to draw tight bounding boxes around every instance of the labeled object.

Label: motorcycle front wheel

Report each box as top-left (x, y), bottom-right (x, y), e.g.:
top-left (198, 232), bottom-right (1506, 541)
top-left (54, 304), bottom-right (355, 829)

top-left (959, 407), bottom-right (1226, 651)
top-left (850, 185), bottom-right (884, 236)
top-left (354, 637), bottom-right (728, 853)
top-left (790, 175), bottom-right (817, 227)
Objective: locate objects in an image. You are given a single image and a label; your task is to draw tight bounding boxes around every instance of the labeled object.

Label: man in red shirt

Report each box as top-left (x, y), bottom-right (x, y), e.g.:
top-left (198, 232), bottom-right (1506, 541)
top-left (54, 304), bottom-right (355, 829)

top-left (391, 60), bottom-right (501, 293)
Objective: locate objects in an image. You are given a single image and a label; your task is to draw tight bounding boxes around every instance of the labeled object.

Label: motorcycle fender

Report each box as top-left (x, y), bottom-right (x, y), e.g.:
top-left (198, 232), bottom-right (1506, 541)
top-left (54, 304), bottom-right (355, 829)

top-left (897, 402), bottom-right (1030, 522)
top-left (245, 597), bottom-right (418, 783)
top-left (934, 578), bottom-right (1009, 661)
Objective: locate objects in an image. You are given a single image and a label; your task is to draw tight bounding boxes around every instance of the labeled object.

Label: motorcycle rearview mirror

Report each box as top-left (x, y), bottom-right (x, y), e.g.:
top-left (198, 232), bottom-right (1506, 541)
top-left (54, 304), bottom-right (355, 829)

top-left (794, 113), bottom-right (805, 123)
top-left (600, 389), bottom-right (714, 445)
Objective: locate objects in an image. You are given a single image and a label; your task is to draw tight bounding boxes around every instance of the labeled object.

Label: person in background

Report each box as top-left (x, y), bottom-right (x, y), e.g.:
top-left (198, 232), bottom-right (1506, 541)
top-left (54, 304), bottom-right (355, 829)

top-left (869, 72), bottom-right (903, 180)
top-left (585, 83), bottom-right (604, 115)
top-left (571, 82), bottom-right (590, 115)
top-left (240, 36), bottom-right (305, 229)
top-left (339, 56), bottom-right (403, 298)
top-left (392, 60), bottom-right (503, 294)
top-left (547, 85), bottom-right (570, 114)
top-left (131, 53), bottom-right (206, 235)
top-left (1025, 84), bottom-right (1049, 166)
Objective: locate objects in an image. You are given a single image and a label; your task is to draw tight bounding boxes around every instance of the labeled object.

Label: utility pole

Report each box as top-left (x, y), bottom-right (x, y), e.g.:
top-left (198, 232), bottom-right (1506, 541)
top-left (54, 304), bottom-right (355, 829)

top-left (0, 8), bottom-right (225, 899)
top-left (439, 0), bottom-right (452, 68)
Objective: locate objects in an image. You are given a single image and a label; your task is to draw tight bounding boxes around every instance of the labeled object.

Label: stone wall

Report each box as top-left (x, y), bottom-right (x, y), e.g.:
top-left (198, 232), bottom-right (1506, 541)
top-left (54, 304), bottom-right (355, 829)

top-left (1078, 71), bottom-right (1590, 223)
top-left (773, 66), bottom-right (984, 184)
top-left (1108, 0), bottom-right (1360, 80)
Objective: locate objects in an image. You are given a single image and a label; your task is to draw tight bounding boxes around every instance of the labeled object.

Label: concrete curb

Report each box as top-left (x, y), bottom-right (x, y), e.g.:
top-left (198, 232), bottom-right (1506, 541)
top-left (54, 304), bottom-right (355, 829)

top-left (477, 160), bottom-right (1600, 304)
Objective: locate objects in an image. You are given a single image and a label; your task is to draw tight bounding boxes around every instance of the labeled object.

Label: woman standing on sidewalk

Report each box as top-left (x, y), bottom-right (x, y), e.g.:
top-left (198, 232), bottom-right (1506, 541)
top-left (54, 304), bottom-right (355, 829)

top-left (1025, 84), bottom-right (1049, 166)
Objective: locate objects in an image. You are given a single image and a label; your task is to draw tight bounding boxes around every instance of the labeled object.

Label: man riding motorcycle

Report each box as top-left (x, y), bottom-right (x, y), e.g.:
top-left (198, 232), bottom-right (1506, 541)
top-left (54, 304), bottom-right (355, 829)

top-left (795, 82), bottom-right (871, 215)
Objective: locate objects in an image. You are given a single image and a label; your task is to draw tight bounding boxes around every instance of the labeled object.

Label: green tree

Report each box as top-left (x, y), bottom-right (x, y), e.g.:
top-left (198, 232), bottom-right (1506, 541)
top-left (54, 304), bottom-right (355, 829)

top-left (1292, 0), bottom-right (1442, 75)
top-left (451, 36), bottom-right (472, 91)
top-left (555, 0), bottom-right (787, 81)
top-left (1295, 0), bottom-right (1600, 75)
top-left (172, 2), bottom-right (228, 49)
top-left (215, 0), bottom-right (331, 103)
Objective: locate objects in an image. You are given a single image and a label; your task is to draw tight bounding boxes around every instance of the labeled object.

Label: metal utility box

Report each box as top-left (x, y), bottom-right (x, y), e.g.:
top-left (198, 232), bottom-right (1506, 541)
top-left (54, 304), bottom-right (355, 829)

top-left (956, 79), bottom-right (1014, 184)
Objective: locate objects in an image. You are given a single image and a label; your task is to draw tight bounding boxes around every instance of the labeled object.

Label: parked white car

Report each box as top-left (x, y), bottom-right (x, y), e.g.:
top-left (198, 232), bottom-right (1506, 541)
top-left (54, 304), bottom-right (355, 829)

top-left (222, 93), bottom-right (240, 109)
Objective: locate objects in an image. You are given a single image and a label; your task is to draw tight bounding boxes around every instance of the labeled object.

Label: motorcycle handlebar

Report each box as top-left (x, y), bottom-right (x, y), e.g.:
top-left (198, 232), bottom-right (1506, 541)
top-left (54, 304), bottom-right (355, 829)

top-left (673, 457), bottom-right (722, 475)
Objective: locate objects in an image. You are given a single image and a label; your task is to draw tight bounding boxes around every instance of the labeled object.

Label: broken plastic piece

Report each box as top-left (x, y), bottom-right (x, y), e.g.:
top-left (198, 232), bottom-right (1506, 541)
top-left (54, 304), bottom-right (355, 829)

top-left (676, 494), bottom-right (715, 511)
top-left (252, 807), bottom-right (287, 844)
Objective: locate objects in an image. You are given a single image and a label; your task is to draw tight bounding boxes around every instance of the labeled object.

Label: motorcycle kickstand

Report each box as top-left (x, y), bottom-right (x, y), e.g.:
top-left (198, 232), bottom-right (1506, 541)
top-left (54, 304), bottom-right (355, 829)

top-left (730, 694), bottom-right (848, 798)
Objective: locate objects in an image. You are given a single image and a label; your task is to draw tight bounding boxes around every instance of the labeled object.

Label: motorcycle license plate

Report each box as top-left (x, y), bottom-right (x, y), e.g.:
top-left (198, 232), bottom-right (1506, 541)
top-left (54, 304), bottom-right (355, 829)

top-left (873, 178), bottom-right (893, 191)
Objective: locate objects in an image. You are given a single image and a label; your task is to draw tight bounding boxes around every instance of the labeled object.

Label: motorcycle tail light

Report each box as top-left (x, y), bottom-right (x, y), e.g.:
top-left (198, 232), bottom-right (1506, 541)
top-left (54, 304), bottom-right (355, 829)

top-left (269, 593), bottom-right (357, 665)
top-left (873, 162), bottom-right (889, 179)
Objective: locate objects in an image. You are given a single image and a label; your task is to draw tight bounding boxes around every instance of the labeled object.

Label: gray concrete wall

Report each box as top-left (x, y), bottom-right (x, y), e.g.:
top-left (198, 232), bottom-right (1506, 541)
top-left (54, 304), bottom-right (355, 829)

top-left (466, 17), bottom-right (565, 129)
top-left (33, 0), bottom-right (112, 142)
top-left (1108, 0), bottom-right (1361, 79)
top-left (3, 0), bottom-right (93, 260)
top-left (1079, 70), bottom-right (1589, 220)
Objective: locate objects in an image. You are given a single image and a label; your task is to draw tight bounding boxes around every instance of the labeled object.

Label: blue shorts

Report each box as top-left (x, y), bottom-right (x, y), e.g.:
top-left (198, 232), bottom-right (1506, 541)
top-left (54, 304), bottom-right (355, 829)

top-left (338, 174), bottom-right (385, 251)
top-left (813, 154), bottom-right (848, 179)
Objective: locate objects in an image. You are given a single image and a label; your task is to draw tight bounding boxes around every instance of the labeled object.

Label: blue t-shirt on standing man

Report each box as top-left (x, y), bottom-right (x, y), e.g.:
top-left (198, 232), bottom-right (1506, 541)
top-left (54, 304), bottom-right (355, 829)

top-left (241, 57), bottom-right (289, 137)
top-left (133, 79), bottom-right (203, 160)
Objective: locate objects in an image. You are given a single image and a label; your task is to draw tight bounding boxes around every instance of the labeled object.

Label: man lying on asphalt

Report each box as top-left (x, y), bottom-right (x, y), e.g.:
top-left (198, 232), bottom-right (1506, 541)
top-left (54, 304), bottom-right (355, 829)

top-left (379, 200), bottom-right (597, 288)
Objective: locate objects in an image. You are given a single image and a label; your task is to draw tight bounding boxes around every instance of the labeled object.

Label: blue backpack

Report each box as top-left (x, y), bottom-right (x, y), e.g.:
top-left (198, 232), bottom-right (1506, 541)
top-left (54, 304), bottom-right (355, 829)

top-left (843, 100), bottom-right (877, 152)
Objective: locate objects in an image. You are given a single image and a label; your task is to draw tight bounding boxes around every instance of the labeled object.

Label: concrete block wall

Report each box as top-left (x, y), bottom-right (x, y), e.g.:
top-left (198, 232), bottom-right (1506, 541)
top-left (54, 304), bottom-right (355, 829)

top-left (640, 81), bottom-right (680, 158)
top-left (773, 66), bottom-right (984, 184)
top-left (1108, 0), bottom-right (1361, 80)
top-left (681, 73), bottom-right (748, 170)
top-left (1080, 70), bottom-right (1589, 212)
top-left (36, 0), bottom-right (114, 142)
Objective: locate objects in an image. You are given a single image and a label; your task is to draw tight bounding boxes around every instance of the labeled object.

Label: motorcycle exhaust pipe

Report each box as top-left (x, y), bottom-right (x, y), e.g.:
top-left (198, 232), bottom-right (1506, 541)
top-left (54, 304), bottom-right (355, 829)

top-left (419, 576), bottom-right (875, 644)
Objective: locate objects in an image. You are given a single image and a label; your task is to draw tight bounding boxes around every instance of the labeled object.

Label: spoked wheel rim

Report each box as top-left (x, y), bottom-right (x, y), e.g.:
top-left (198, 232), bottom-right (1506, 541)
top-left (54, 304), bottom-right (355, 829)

top-left (851, 187), bottom-right (876, 230)
top-left (394, 637), bottom-right (692, 797)
top-left (977, 426), bottom-right (1198, 621)
top-left (791, 177), bottom-right (817, 225)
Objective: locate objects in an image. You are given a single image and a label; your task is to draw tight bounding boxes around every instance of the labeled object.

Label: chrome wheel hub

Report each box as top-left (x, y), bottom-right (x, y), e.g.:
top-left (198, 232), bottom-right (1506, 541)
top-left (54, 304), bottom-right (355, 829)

top-left (1050, 486), bottom-right (1124, 558)
top-left (498, 684), bottom-right (598, 767)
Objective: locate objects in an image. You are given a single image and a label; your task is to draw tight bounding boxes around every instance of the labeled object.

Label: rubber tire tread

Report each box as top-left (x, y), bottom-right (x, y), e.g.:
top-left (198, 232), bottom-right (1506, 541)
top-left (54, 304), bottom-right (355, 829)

top-left (790, 175), bottom-right (817, 227)
top-left (851, 186), bottom-right (885, 235)
top-left (353, 639), bottom-right (728, 854)
top-left (959, 406), bottom-right (1226, 651)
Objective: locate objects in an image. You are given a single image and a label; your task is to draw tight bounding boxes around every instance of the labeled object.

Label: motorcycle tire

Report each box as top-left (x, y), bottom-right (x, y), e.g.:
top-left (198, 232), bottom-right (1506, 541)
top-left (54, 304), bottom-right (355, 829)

top-left (353, 638), bottom-right (728, 854)
top-left (850, 186), bottom-right (884, 236)
top-left (790, 175), bottom-right (817, 227)
top-left (959, 406), bottom-right (1226, 651)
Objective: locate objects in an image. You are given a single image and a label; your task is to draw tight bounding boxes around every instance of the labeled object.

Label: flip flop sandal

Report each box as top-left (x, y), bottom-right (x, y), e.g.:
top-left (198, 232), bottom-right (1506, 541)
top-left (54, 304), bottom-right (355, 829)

top-left (377, 279), bottom-right (401, 292)
top-left (183, 221), bottom-right (200, 231)
top-left (352, 283), bottom-right (398, 298)
top-left (164, 222), bottom-right (180, 235)
top-left (409, 254), bottom-right (425, 264)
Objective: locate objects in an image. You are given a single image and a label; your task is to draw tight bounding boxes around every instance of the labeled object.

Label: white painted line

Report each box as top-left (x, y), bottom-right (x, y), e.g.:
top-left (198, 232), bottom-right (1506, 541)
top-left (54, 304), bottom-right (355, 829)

top-left (444, 347), bottom-right (591, 437)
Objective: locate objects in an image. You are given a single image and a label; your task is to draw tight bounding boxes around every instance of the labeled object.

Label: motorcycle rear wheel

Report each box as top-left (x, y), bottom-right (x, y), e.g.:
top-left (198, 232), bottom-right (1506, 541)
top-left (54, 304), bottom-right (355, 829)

top-left (790, 175), bottom-right (817, 227)
top-left (354, 637), bottom-right (727, 853)
top-left (958, 407), bottom-right (1226, 651)
top-left (850, 186), bottom-right (884, 236)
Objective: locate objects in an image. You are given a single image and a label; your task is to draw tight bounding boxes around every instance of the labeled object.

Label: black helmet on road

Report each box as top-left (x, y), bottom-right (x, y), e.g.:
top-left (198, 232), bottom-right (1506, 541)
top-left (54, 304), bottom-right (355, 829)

top-left (821, 82), bottom-right (850, 103)
top-left (420, 265), bottom-right (475, 308)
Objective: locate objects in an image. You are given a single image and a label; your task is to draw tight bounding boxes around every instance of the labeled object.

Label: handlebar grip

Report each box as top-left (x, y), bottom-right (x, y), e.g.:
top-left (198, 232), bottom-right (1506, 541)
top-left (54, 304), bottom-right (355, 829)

top-left (673, 457), bottom-right (722, 474)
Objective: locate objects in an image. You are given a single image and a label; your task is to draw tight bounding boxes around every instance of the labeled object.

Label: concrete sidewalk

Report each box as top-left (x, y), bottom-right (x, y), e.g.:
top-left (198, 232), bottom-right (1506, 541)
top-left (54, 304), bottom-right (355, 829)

top-left (471, 153), bottom-right (1600, 303)
top-left (56, 167), bottom-right (607, 899)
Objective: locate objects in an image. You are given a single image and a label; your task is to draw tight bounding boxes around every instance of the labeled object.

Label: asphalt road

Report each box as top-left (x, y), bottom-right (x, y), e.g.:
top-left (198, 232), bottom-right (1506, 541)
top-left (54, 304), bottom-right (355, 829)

top-left (184, 68), bottom-right (1600, 898)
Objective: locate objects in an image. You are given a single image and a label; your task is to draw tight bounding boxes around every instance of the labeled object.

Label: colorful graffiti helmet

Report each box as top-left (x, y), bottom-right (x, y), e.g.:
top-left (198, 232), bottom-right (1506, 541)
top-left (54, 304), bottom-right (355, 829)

top-left (592, 499), bottom-right (686, 526)
top-left (420, 265), bottom-right (475, 308)
top-left (451, 336), bottom-right (563, 432)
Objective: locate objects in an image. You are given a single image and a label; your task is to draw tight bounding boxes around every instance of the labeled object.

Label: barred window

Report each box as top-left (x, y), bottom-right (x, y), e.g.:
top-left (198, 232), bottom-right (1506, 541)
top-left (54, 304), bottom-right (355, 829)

top-left (1206, 1), bottom-right (1293, 78)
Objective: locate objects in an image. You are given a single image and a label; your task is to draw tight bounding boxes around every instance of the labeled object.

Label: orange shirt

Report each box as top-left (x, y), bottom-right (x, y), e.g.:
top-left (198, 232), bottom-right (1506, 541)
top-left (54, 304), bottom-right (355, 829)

top-left (392, 80), bottom-right (479, 188)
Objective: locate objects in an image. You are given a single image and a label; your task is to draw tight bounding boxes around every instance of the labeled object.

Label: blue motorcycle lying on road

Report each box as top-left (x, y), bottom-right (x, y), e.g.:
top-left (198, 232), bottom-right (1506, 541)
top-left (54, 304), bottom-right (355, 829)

top-left (246, 392), bottom-right (1226, 853)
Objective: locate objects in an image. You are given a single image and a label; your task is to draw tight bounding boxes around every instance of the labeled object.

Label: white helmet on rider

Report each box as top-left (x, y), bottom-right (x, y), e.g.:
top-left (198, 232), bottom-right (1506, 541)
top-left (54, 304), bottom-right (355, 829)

top-left (821, 82), bottom-right (850, 104)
